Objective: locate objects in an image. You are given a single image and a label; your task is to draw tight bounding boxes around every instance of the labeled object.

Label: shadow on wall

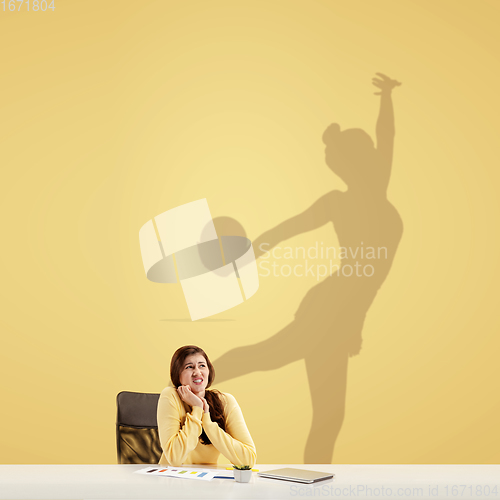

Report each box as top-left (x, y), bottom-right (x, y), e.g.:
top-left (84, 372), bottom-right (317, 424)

top-left (213, 73), bottom-right (404, 463)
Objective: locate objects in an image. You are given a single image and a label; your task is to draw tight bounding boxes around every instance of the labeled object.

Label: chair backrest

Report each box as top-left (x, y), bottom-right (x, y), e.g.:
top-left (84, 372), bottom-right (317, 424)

top-left (116, 391), bottom-right (162, 464)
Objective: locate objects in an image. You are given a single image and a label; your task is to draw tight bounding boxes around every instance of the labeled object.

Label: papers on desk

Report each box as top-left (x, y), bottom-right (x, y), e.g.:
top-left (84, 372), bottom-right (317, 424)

top-left (135, 466), bottom-right (234, 481)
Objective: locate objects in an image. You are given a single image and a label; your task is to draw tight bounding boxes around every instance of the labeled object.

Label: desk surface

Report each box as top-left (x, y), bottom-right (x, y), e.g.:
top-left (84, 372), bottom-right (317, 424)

top-left (1, 464), bottom-right (499, 500)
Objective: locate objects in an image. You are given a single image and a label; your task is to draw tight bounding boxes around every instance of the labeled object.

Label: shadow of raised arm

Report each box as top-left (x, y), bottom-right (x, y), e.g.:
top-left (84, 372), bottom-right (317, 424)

top-left (372, 72), bottom-right (401, 192)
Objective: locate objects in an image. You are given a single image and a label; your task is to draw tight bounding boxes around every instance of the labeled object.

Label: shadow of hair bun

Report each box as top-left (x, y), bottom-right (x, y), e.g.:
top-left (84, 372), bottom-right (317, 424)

top-left (322, 123), bottom-right (341, 144)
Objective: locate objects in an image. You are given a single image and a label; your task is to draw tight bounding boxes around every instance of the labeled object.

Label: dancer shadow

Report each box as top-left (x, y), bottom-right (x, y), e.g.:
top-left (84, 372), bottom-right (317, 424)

top-left (214, 74), bottom-right (404, 463)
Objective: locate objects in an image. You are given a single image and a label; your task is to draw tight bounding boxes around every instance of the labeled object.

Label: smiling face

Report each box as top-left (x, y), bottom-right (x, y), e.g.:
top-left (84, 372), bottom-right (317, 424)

top-left (178, 353), bottom-right (210, 394)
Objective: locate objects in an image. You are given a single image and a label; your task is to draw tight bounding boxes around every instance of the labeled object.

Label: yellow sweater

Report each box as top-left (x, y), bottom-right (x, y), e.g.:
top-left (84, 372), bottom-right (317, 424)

top-left (157, 387), bottom-right (257, 467)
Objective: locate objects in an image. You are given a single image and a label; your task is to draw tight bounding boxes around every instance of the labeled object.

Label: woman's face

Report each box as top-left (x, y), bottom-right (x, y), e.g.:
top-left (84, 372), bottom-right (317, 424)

top-left (178, 353), bottom-right (210, 393)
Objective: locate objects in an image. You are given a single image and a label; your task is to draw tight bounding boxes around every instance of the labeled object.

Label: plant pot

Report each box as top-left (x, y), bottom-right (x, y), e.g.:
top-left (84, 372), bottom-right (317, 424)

top-left (233, 469), bottom-right (252, 483)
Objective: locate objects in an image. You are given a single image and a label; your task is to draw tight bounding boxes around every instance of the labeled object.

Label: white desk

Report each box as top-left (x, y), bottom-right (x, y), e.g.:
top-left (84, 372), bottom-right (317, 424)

top-left (0, 464), bottom-right (498, 499)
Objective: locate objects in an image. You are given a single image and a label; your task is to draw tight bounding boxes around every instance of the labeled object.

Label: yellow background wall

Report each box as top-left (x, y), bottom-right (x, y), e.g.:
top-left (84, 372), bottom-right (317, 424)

top-left (1, 0), bottom-right (499, 464)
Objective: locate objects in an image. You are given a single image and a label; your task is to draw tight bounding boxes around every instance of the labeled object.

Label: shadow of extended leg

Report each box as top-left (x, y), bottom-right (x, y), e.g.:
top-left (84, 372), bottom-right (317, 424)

top-left (304, 350), bottom-right (349, 464)
top-left (213, 320), bottom-right (306, 383)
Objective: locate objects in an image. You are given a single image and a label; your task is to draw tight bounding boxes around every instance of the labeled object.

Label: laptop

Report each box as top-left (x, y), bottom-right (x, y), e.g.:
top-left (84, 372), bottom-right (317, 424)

top-left (257, 468), bottom-right (334, 484)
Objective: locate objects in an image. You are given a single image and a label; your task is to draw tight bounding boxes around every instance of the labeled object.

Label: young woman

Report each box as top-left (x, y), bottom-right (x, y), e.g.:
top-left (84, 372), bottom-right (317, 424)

top-left (157, 345), bottom-right (257, 467)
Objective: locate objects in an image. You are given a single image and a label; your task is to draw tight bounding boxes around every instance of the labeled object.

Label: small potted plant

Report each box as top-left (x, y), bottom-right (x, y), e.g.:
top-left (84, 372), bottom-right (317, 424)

top-left (232, 465), bottom-right (252, 483)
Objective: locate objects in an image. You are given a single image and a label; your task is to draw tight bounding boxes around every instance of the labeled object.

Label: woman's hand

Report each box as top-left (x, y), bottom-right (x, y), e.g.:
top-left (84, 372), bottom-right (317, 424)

top-left (177, 385), bottom-right (203, 409)
top-left (372, 72), bottom-right (401, 95)
top-left (200, 397), bottom-right (210, 414)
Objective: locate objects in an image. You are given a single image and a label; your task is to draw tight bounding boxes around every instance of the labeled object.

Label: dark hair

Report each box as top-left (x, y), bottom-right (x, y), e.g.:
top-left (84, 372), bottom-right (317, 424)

top-left (170, 345), bottom-right (226, 445)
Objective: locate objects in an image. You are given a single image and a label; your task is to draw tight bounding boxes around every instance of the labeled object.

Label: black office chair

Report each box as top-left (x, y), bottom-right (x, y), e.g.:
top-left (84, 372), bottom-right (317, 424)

top-left (116, 391), bottom-right (162, 464)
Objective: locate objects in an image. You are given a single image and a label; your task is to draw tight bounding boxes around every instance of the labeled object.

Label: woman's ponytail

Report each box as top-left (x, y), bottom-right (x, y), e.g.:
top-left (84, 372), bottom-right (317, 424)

top-left (200, 389), bottom-right (226, 445)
